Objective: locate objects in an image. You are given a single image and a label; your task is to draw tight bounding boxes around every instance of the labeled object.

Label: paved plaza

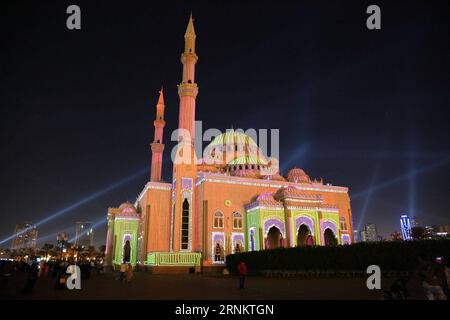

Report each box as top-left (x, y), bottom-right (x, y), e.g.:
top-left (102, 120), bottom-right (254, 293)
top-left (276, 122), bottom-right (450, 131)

top-left (0, 271), bottom-right (426, 300)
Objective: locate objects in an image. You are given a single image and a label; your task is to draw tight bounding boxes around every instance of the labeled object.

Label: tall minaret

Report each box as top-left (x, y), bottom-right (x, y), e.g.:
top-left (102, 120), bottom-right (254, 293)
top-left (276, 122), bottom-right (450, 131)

top-left (150, 88), bottom-right (166, 182)
top-left (178, 12), bottom-right (198, 141)
top-left (170, 13), bottom-right (199, 252)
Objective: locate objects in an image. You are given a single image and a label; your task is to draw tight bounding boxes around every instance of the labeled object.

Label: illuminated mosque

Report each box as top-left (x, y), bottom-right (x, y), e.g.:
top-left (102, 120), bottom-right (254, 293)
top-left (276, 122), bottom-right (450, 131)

top-left (104, 15), bottom-right (354, 272)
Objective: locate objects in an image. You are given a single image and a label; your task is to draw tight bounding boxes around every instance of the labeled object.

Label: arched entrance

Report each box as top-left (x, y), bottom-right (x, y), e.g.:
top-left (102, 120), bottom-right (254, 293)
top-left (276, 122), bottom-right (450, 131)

top-left (297, 224), bottom-right (314, 246)
top-left (123, 240), bottom-right (131, 263)
top-left (266, 226), bottom-right (283, 249)
top-left (323, 228), bottom-right (338, 246)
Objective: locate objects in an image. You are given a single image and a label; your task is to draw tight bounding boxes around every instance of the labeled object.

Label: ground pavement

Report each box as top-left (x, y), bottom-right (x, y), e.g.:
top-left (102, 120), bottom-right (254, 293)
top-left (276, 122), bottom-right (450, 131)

top-left (0, 271), bottom-right (426, 300)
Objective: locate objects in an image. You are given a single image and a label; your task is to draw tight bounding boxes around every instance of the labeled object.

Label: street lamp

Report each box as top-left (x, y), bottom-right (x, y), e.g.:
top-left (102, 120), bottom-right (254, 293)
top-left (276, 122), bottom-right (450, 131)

top-left (56, 232), bottom-right (69, 261)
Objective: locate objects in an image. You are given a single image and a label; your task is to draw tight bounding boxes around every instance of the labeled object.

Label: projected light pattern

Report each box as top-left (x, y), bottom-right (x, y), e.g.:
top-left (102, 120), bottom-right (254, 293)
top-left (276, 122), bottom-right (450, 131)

top-left (0, 167), bottom-right (148, 246)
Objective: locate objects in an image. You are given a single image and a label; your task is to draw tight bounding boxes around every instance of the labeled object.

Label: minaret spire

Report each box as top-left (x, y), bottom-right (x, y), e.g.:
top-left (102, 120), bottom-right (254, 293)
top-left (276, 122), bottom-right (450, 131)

top-left (184, 12), bottom-right (196, 54)
top-left (157, 86), bottom-right (164, 105)
top-left (170, 13), bottom-right (199, 252)
top-left (150, 87), bottom-right (166, 182)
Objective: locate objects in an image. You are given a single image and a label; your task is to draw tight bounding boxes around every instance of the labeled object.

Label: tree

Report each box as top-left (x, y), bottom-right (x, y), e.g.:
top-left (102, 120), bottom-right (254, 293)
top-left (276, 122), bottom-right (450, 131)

top-left (411, 227), bottom-right (425, 240)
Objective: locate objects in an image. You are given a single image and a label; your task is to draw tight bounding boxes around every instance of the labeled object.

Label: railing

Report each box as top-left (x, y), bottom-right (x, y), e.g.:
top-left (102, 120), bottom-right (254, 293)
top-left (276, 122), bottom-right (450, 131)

top-left (146, 252), bottom-right (201, 266)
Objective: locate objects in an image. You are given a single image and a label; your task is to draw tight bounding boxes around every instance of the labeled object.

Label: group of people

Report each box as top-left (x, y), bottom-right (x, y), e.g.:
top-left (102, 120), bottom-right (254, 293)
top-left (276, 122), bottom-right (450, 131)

top-left (416, 254), bottom-right (450, 300)
top-left (0, 257), bottom-right (105, 294)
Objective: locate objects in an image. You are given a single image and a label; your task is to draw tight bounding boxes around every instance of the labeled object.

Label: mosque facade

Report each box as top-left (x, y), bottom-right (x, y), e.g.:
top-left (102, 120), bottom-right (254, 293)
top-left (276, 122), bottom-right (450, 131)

top-left (104, 15), bottom-right (354, 271)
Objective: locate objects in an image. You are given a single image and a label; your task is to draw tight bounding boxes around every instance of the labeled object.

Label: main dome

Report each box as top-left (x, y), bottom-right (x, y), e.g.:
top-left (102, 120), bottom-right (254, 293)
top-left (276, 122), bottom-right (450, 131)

top-left (208, 129), bottom-right (258, 149)
top-left (203, 129), bottom-right (267, 166)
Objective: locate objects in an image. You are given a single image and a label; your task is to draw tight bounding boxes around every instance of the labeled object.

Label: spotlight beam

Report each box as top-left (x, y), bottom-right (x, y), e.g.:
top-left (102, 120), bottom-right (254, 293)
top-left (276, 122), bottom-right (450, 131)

top-left (0, 167), bottom-right (148, 246)
top-left (353, 156), bottom-right (450, 200)
top-left (356, 162), bottom-right (381, 231)
top-left (36, 226), bottom-right (74, 245)
top-left (280, 144), bottom-right (310, 172)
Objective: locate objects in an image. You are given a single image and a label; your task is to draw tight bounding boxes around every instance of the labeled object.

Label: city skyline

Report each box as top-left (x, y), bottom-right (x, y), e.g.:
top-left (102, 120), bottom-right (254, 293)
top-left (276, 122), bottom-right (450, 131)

top-left (1, 1), bottom-right (450, 248)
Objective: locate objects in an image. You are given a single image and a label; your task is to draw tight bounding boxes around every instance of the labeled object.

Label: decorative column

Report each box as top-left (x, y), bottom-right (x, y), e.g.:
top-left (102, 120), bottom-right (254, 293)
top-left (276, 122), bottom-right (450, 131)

top-left (104, 208), bottom-right (115, 270)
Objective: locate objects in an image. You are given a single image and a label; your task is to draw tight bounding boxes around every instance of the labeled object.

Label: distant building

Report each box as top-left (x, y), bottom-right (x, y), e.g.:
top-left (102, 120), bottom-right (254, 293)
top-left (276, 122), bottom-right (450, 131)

top-left (75, 222), bottom-right (94, 248)
top-left (353, 230), bottom-right (360, 243)
top-left (365, 224), bottom-right (379, 242)
top-left (435, 224), bottom-right (450, 238)
top-left (360, 230), bottom-right (367, 242)
top-left (359, 224), bottom-right (379, 242)
top-left (437, 224), bottom-right (450, 234)
top-left (400, 215), bottom-right (412, 240)
top-left (11, 222), bottom-right (38, 250)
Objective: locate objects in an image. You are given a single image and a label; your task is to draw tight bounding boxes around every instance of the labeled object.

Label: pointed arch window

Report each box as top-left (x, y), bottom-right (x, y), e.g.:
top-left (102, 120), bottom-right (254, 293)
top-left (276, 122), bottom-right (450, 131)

top-left (213, 211), bottom-right (224, 228)
top-left (233, 212), bottom-right (243, 229)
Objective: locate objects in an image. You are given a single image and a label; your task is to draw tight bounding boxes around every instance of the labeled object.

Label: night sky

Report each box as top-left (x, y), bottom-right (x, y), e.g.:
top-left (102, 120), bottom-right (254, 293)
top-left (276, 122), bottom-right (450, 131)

top-left (1, 0), bottom-right (449, 248)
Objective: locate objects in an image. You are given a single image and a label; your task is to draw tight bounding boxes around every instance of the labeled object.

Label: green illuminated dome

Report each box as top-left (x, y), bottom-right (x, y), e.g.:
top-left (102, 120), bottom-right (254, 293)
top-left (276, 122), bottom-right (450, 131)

top-left (227, 155), bottom-right (268, 166)
top-left (203, 129), bottom-right (267, 167)
top-left (208, 129), bottom-right (258, 149)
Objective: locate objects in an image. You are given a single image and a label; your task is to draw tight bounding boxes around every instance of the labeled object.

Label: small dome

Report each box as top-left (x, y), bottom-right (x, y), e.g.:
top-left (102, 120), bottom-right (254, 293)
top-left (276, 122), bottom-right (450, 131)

top-left (287, 167), bottom-right (311, 183)
top-left (118, 202), bottom-right (137, 215)
top-left (256, 192), bottom-right (274, 201)
top-left (254, 192), bottom-right (281, 206)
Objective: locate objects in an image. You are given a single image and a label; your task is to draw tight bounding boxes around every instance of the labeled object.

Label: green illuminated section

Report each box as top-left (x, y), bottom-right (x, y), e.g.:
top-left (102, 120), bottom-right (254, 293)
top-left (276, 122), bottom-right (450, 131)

top-left (246, 206), bottom-right (285, 251)
top-left (112, 218), bottom-right (139, 266)
top-left (321, 211), bottom-right (341, 244)
top-left (246, 210), bottom-right (260, 251)
top-left (146, 252), bottom-right (201, 266)
top-left (290, 209), bottom-right (320, 245)
top-left (227, 155), bottom-right (268, 165)
top-left (208, 130), bottom-right (258, 148)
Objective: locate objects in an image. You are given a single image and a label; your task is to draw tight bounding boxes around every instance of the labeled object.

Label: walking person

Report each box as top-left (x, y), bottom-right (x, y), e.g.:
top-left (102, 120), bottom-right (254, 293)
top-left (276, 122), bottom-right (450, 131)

top-left (119, 261), bottom-right (127, 282)
top-left (22, 260), bottom-right (39, 294)
top-left (126, 263), bottom-right (134, 283)
top-left (237, 261), bottom-right (247, 289)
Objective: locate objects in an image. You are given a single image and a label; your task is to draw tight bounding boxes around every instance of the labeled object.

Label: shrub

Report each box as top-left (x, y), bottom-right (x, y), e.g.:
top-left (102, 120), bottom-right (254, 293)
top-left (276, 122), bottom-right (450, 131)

top-left (226, 240), bottom-right (450, 274)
